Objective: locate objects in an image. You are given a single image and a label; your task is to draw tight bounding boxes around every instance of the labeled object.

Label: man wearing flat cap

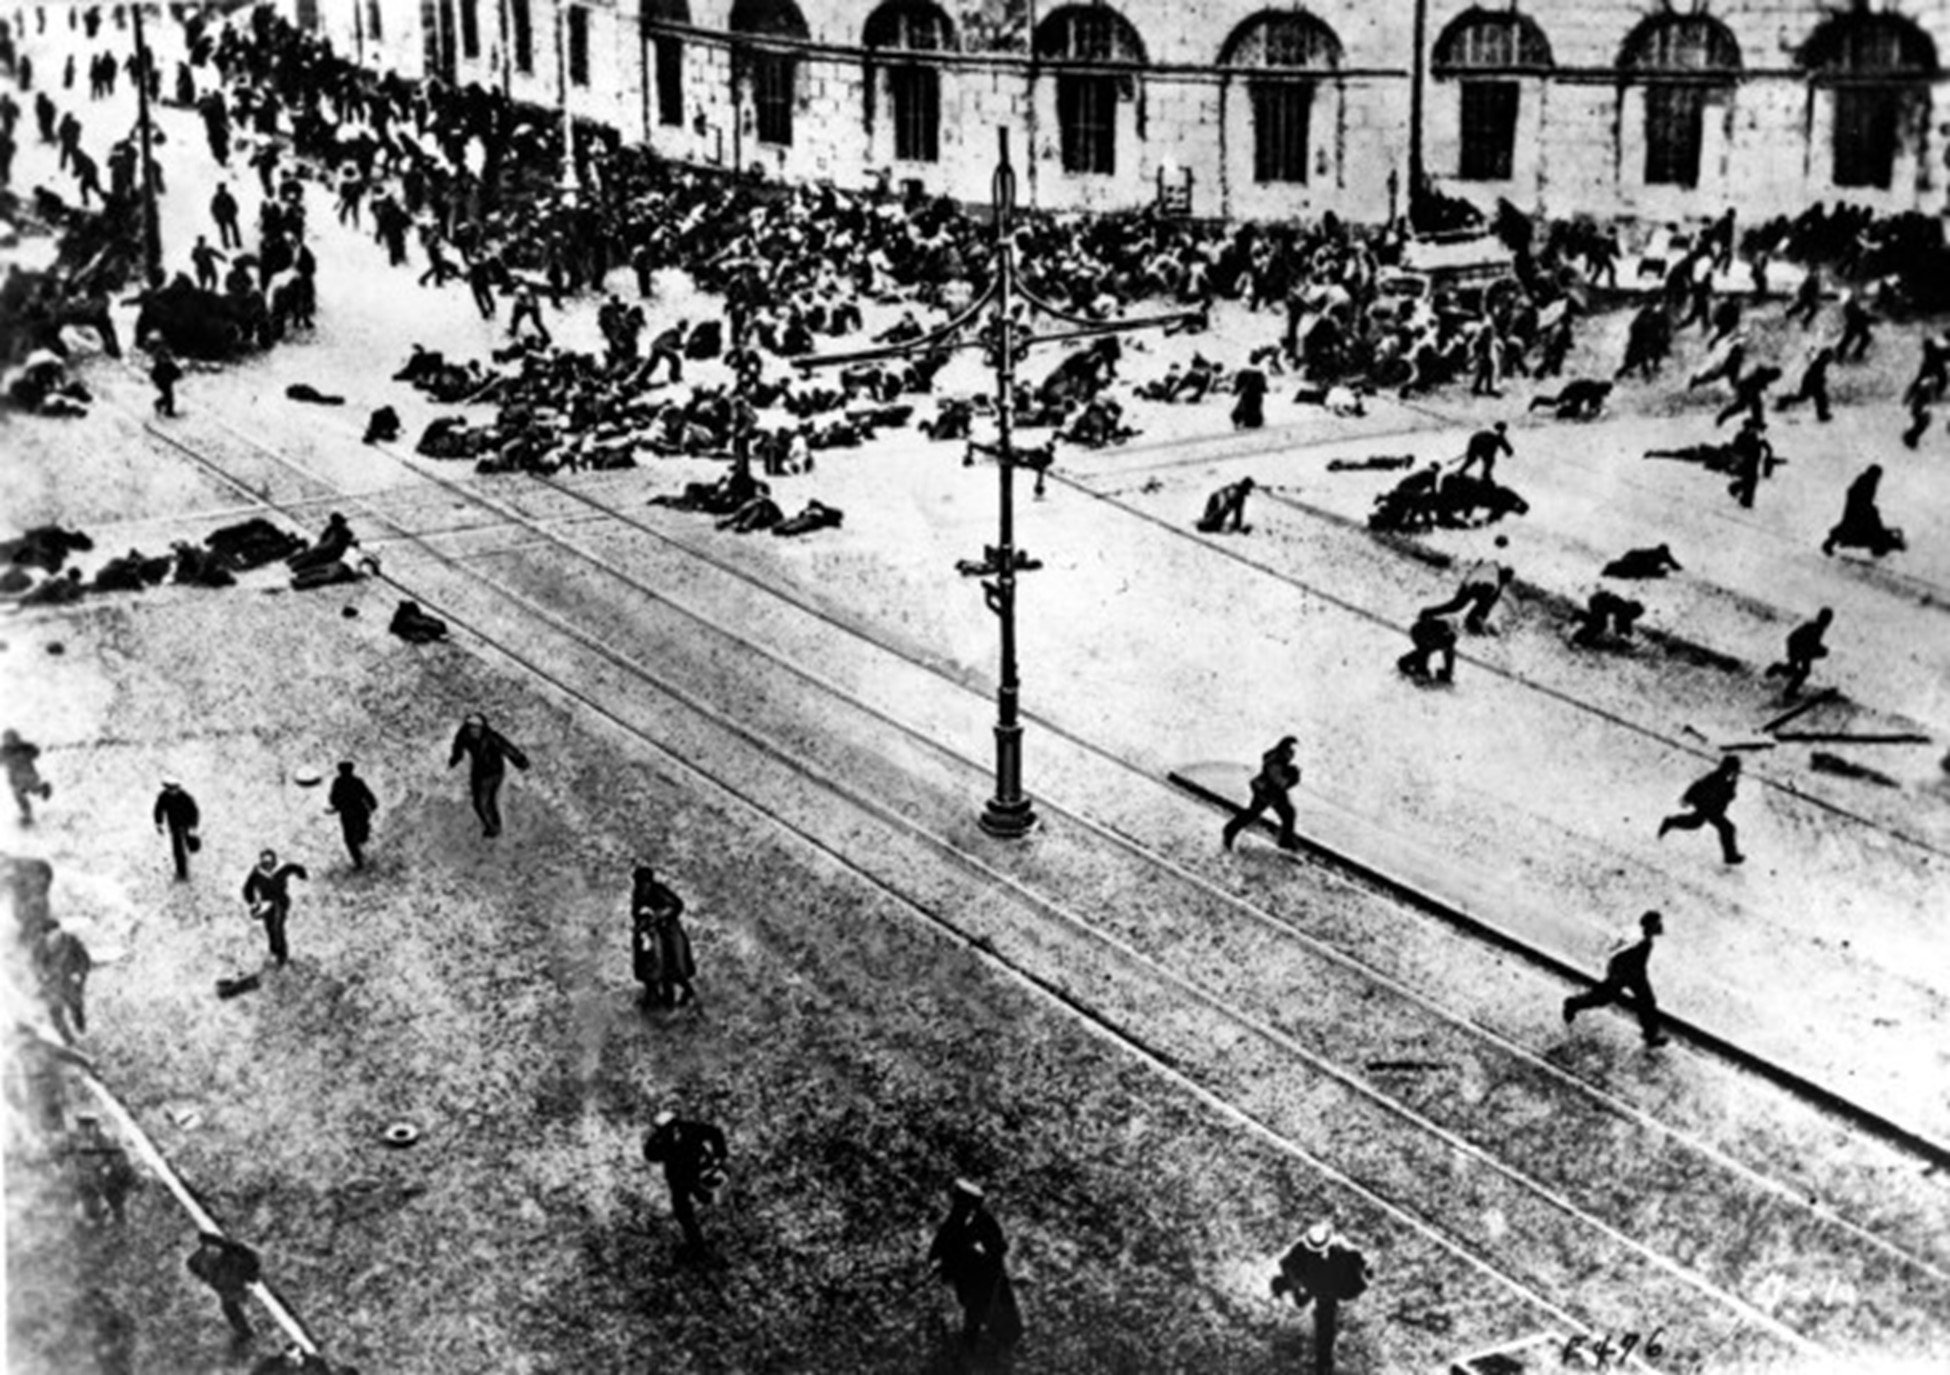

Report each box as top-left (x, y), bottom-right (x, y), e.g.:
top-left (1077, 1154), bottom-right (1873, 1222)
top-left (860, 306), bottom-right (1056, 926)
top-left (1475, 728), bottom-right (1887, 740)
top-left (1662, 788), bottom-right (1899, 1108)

top-left (153, 777), bottom-right (201, 881)
top-left (1272, 1221), bottom-right (1371, 1374)
top-left (1223, 735), bottom-right (1303, 853)
top-left (928, 1178), bottom-right (1023, 1356)
top-left (642, 1110), bottom-right (728, 1256)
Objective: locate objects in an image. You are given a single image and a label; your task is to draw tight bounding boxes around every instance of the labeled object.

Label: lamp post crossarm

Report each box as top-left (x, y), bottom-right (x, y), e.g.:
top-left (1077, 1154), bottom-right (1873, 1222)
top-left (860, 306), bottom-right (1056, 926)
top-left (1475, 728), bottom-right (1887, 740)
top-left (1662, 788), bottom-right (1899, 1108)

top-left (791, 275), bottom-right (1001, 373)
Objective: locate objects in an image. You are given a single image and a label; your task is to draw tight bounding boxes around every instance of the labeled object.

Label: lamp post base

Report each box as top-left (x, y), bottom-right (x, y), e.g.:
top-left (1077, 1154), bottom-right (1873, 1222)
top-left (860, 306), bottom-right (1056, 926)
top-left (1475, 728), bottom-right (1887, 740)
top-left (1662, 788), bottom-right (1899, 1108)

top-left (979, 794), bottom-right (1039, 839)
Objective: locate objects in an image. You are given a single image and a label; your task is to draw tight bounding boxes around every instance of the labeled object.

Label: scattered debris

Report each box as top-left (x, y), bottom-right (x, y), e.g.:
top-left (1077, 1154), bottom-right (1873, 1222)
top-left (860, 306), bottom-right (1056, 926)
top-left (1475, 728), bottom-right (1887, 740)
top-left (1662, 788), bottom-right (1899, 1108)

top-left (1776, 731), bottom-right (1930, 746)
top-left (388, 600), bottom-right (448, 644)
top-left (1366, 1060), bottom-right (1449, 1073)
top-left (1760, 687), bottom-right (1839, 735)
top-left (1808, 752), bottom-right (1898, 788)
top-left (216, 974), bottom-right (262, 1000)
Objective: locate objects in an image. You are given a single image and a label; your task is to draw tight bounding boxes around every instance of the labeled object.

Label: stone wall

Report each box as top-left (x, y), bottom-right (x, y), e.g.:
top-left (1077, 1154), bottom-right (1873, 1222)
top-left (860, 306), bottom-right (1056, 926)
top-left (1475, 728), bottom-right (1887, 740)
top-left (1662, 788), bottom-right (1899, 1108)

top-left (320, 0), bottom-right (1950, 223)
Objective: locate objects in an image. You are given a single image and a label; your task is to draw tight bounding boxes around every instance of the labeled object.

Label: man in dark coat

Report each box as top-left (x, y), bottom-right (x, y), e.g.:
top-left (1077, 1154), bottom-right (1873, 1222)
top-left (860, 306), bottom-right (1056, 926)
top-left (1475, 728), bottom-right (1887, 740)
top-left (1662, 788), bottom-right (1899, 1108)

top-left (70, 1114), bottom-right (139, 1224)
top-left (1195, 476), bottom-right (1256, 534)
top-left (36, 920), bottom-right (92, 1041)
top-left (1601, 543), bottom-right (1682, 579)
top-left (3, 728), bottom-right (53, 823)
top-left (928, 1179), bottom-right (1023, 1355)
top-left (1563, 909), bottom-right (1669, 1047)
top-left (1223, 735), bottom-right (1302, 853)
top-left (1725, 417), bottom-right (1777, 510)
top-left (186, 1232), bottom-right (260, 1351)
top-left (1775, 345), bottom-right (1835, 422)
top-left (149, 340), bottom-right (183, 417)
top-left (325, 761), bottom-right (378, 868)
top-left (1657, 756), bottom-right (1745, 865)
top-left (1455, 421), bottom-right (1512, 483)
top-left (631, 864), bottom-right (695, 1007)
top-left (1765, 608), bottom-right (1834, 700)
top-left (1821, 465), bottom-right (1905, 558)
top-left (1397, 608), bottom-right (1459, 683)
top-left (448, 713), bottom-right (529, 838)
top-left (1272, 1221), bottom-right (1371, 1375)
top-left (641, 1110), bottom-right (728, 1255)
top-left (241, 849), bottom-right (309, 966)
top-left (210, 181), bottom-right (242, 248)
top-left (153, 777), bottom-right (201, 880)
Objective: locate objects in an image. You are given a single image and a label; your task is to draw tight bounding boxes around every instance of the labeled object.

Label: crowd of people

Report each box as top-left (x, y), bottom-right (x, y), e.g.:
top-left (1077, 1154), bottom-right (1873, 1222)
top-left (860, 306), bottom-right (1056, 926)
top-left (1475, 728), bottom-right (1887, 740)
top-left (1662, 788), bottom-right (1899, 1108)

top-left (4, 4), bottom-right (1944, 1372)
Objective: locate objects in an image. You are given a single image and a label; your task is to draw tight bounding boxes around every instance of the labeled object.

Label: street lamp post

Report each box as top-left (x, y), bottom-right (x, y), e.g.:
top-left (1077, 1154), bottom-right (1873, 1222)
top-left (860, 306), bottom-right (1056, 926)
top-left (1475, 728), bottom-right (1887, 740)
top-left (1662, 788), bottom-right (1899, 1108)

top-left (130, 0), bottom-right (162, 284)
top-left (797, 128), bottom-right (1203, 839)
top-left (979, 137), bottom-right (1033, 837)
top-left (1408, 0), bottom-right (1428, 223)
top-left (556, 0), bottom-right (578, 190)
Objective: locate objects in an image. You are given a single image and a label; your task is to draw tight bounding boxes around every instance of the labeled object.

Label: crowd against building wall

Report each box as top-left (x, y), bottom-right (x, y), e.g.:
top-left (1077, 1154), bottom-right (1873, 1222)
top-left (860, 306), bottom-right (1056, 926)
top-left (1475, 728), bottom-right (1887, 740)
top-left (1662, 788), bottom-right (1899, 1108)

top-left (365, 1), bottom-right (1950, 224)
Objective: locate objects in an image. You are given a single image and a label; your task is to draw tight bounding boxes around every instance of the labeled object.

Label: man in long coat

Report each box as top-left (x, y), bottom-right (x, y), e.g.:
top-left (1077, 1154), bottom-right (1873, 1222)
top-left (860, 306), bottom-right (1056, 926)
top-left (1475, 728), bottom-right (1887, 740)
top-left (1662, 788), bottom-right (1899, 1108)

top-left (928, 1179), bottom-right (1023, 1355)
top-left (631, 864), bottom-right (695, 1007)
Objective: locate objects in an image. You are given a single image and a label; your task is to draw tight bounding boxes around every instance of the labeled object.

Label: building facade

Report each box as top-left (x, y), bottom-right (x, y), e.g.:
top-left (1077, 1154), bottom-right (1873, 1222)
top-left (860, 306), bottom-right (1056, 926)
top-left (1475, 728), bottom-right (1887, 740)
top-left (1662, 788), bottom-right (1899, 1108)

top-left (302, 1), bottom-right (1950, 223)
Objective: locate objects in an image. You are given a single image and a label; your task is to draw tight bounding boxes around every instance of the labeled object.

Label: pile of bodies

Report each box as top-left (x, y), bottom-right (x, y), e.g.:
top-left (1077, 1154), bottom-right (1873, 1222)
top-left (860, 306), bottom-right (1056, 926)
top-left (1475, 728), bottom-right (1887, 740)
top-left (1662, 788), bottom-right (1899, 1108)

top-left (0, 514), bottom-right (372, 608)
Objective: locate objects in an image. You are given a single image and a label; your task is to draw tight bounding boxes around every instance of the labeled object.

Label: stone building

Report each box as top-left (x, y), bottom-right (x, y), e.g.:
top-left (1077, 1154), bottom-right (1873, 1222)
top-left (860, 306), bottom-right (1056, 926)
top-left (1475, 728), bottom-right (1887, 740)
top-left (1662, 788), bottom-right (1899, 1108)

top-left (301, 1), bottom-right (1950, 222)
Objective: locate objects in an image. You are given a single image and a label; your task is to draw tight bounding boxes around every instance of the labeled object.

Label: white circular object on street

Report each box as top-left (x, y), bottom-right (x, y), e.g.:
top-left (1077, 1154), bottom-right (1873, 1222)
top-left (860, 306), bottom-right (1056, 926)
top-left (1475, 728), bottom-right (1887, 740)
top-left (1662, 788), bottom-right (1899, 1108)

top-left (382, 1121), bottom-right (422, 1148)
top-left (293, 768), bottom-right (323, 787)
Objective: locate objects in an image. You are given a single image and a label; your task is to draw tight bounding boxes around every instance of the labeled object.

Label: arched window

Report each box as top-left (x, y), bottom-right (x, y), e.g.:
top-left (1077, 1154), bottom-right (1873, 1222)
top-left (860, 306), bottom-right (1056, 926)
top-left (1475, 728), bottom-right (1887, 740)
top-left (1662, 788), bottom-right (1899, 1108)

top-left (1802, 12), bottom-right (1938, 189)
top-left (1035, 6), bottom-right (1146, 175)
top-left (731, 0), bottom-right (809, 147)
top-left (644, 0), bottom-right (690, 129)
top-left (1220, 11), bottom-right (1343, 185)
top-left (1435, 9), bottom-right (1553, 181)
top-left (1620, 15), bottom-right (1741, 187)
top-left (866, 2), bottom-right (957, 163)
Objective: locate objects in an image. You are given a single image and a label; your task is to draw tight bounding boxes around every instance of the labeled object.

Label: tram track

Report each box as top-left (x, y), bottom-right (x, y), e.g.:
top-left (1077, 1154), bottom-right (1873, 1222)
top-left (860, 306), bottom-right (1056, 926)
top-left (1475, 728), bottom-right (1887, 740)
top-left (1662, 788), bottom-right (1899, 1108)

top-left (135, 417), bottom-right (1817, 1368)
top-left (1051, 472), bottom-right (1950, 863)
top-left (189, 406), bottom-right (1950, 1196)
top-left (120, 408), bottom-right (1950, 1363)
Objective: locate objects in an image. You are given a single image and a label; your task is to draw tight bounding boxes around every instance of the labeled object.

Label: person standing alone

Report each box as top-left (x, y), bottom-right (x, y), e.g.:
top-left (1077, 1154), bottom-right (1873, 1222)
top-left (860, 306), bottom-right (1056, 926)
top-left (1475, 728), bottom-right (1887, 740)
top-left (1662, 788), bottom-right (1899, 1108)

top-left (631, 864), bottom-right (696, 1008)
top-left (928, 1178), bottom-right (1024, 1358)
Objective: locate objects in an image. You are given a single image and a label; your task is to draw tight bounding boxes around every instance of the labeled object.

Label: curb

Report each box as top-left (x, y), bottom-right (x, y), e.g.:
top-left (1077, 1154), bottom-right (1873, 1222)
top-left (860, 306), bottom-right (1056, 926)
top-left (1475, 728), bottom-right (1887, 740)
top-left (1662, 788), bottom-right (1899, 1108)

top-left (1168, 768), bottom-right (1950, 1176)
